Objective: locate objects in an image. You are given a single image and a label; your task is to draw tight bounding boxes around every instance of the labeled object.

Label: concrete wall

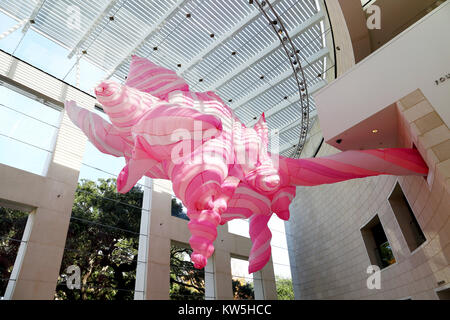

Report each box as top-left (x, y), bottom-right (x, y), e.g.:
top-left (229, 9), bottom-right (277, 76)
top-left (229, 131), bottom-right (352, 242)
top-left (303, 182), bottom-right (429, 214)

top-left (287, 90), bottom-right (450, 300)
top-left (315, 2), bottom-right (450, 143)
top-left (367, 0), bottom-right (447, 51)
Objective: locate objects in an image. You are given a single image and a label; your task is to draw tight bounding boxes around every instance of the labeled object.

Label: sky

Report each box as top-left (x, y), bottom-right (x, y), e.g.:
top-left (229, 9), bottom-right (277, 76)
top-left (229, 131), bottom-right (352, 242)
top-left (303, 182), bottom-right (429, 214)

top-left (0, 10), bottom-right (292, 280)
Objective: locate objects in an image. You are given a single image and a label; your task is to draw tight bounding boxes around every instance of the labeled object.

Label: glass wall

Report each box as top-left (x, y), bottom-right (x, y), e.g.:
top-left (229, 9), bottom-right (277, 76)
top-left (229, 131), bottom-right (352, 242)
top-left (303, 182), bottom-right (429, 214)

top-left (0, 83), bottom-right (61, 176)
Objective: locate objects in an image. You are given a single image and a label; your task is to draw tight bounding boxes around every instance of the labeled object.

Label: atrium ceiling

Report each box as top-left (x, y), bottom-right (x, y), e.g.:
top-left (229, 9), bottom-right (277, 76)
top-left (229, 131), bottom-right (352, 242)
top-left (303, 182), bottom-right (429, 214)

top-left (0, 0), bottom-right (331, 157)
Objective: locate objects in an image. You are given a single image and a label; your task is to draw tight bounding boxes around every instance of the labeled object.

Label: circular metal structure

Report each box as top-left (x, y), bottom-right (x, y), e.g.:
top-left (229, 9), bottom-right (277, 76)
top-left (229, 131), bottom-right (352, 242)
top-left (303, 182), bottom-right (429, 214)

top-left (253, 0), bottom-right (310, 158)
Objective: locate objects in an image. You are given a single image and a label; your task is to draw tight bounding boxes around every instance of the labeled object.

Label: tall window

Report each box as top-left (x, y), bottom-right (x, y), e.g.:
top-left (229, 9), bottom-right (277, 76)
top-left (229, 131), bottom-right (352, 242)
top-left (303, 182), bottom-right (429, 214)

top-left (231, 257), bottom-right (255, 300)
top-left (0, 84), bottom-right (61, 176)
top-left (171, 197), bottom-right (189, 221)
top-left (389, 183), bottom-right (426, 252)
top-left (361, 215), bottom-right (396, 269)
top-left (169, 242), bottom-right (205, 300)
top-left (0, 202), bottom-right (30, 298)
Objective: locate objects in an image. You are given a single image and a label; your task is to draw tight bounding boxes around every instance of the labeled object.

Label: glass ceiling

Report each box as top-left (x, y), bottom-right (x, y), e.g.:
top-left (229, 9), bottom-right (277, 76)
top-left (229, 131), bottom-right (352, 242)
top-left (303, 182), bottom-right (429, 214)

top-left (0, 0), bottom-right (331, 157)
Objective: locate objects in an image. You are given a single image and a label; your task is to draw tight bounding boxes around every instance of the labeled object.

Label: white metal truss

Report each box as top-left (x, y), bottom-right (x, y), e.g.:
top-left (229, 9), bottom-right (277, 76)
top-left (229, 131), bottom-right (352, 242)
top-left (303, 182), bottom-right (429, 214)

top-left (178, 0), bottom-right (283, 75)
top-left (21, 0), bottom-right (46, 33)
top-left (207, 11), bottom-right (325, 91)
top-left (67, 0), bottom-right (122, 59)
top-left (278, 118), bottom-right (316, 153)
top-left (105, 0), bottom-right (188, 79)
top-left (232, 47), bottom-right (328, 111)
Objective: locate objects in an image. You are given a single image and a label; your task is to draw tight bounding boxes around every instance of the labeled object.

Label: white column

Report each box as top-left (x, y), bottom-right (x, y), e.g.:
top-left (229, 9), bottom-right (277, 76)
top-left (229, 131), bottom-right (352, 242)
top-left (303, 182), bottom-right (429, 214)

top-left (204, 256), bottom-right (216, 300)
top-left (253, 270), bottom-right (265, 300)
top-left (134, 177), bottom-right (153, 300)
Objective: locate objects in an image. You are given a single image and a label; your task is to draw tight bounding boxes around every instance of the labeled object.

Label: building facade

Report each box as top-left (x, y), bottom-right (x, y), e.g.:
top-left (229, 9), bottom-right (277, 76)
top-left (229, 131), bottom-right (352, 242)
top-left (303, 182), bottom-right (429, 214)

top-left (287, 0), bottom-right (450, 300)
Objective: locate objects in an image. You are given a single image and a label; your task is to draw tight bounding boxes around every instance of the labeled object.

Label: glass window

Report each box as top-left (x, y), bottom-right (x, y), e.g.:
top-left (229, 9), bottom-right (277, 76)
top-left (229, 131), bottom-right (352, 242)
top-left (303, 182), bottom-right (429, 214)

top-left (361, 215), bottom-right (396, 269)
top-left (171, 197), bottom-right (189, 221)
top-left (0, 205), bottom-right (29, 298)
top-left (0, 84), bottom-right (61, 176)
top-left (170, 242), bottom-right (205, 300)
top-left (389, 182), bottom-right (426, 252)
top-left (231, 257), bottom-right (254, 300)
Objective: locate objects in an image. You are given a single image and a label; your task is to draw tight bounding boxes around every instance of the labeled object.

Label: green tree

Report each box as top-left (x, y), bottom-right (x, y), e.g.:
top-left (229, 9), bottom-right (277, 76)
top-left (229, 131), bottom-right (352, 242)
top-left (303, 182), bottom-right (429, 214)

top-left (276, 276), bottom-right (294, 300)
top-left (170, 245), bottom-right (205, 300)
top-left (232, 278), bottom-right (254, 300)
top-left (0, 207), bottom-right (28, 295)
top-left (171, 198), bottom-right (189, 221)
top-left (55, 178), bottom-right (143, 300)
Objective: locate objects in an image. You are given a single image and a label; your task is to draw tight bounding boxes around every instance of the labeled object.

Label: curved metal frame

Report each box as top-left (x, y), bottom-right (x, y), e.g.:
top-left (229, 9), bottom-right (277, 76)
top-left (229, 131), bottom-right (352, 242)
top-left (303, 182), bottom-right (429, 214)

top-left (253, 0), bottom-right (310, 158)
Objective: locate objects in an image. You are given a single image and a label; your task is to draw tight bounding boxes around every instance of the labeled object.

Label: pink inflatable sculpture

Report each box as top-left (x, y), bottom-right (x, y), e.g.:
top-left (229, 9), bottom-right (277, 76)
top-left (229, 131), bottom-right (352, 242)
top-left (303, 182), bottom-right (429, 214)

top-left (66, 56), bottom-right (428, 273)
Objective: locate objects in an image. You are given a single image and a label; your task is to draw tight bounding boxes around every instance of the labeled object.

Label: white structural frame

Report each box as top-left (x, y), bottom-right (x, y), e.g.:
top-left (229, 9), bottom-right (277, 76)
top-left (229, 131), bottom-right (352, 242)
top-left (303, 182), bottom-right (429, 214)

top-left (232, 47), bottom-right (329, 112)
top-left (207, 11), bottom-right (325, 91)
top-left (21, 0), bottom-right (46, 33)
top-left (134, 177), bottom-right (153, 300)
top-left (178, 0), bottom-right (283, 75)
top-left (67, 0), bottom-right (122, 59)
top-left (105, 0), bottom-right (188, 79)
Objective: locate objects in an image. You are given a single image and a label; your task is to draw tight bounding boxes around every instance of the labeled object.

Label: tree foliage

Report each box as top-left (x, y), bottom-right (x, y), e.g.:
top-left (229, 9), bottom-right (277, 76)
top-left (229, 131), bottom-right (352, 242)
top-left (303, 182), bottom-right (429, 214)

top-left (0, 207), bottom-right (28, 296)
top-left (232, 278), bottom-right (254, 300)
top-left (1, 178), bottom-right (273, 300)
top-left (55, 178), bottom-right (143, 300)
top-left (170, 245), bottom-right (204, 300)
top-left (171, 198), bottom-right (189, 221)
top-left (276, 276), bottom-right (294, 300)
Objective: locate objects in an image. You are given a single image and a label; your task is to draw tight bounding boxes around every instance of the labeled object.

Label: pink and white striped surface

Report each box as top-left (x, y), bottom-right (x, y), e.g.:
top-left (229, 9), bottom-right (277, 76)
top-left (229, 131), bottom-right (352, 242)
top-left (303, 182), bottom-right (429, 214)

top-left (65, 56), bottom-right (428, 273)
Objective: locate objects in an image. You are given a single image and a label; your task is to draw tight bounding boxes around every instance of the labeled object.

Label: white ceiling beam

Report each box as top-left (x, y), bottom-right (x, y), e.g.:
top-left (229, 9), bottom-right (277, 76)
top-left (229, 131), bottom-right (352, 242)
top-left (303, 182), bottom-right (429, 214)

top-left (232, 47), bottom-right (328, 111)
top-left (273, 111), bottom-right (317, 134)
top-left (246, 79), bottom-right (326, 127)
top-left (22, 0), bottom-right (46, 33)
top-left (67, 0), bottom-right (122, 59)
top-left (178, 0), bottom-right (283, 75)
top-left (207, 11), bottom-right (325, 91)
top-left (105, 0), bottom-right (187, 79)
top-left (279, 137), bottom-right (302, 154)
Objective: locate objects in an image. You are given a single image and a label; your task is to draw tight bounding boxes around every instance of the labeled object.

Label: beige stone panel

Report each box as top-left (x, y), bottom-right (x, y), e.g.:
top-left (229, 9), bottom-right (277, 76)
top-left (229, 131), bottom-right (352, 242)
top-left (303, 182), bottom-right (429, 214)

top-left (27, 209), bottom-right (71, 247)
top-left (147, 234), bottom-right (170, 265)
top-left (213, 249), bottom-right (233, 300)
top-left (11, 279), bottom-right (58, 300)
top-left (403, 100), bottom-right (434, 123)
top-left (168, 217), bottom-right (193, 244)
top-left (412, 181), bottom-right (430, 216)
top-left (432, 140), bottom-right (450, 163)
top-left (13, 241), bottom-right (64, 287)
top-left (421, 125), bottom-right (450, 149)
top-left (399, 89), bottom-right (426, 110)
top-left (415, 112), bottom-right (445, 135)
top-left (439, 219), bottom-right (450, 252)
top-left (146, 262), bottom-right (170, 300)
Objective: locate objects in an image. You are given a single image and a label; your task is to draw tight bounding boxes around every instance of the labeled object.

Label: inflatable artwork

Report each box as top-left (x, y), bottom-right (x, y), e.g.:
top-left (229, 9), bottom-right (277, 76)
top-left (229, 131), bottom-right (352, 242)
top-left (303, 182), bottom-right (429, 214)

top-left (65, 56), bottom-right (428, 273)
